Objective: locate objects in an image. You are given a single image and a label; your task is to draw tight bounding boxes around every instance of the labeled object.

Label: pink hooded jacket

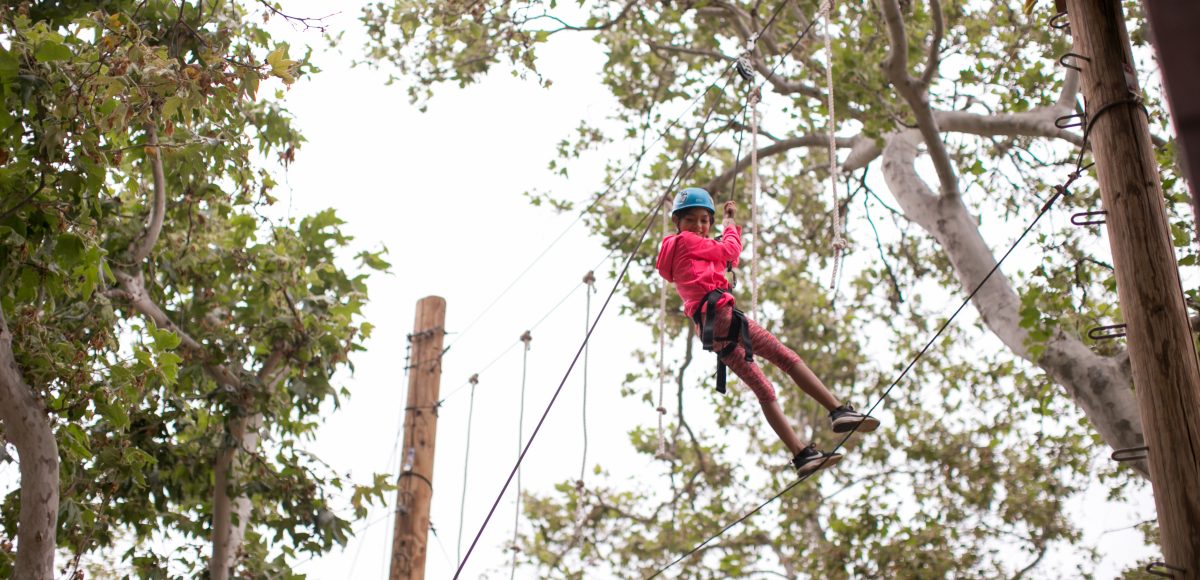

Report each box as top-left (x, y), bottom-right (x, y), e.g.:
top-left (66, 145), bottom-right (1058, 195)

top-left (655, 225), bottom-right (742, 318)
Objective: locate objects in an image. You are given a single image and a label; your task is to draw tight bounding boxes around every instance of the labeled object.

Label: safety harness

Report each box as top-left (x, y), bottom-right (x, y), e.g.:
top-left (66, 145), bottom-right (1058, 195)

top-left (690, 289), bottom-right (753, 394)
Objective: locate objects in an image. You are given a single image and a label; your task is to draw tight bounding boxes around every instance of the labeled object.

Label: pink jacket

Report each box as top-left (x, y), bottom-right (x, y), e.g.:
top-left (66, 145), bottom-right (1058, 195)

top-left (655, 225), bottom-right (742, 318)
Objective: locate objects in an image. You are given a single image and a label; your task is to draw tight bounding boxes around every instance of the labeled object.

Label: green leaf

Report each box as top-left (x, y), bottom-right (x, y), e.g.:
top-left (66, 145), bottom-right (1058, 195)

top-left (97, 399), bottom-right (131, 431)
top-left (0, 48), bottom-right (18, 81)
top-left (35, 40), bottom-right (73, 62)
top-left (152, 327), bottom-right (182, 351)
top-left (61, 424), bottom-right (92, 459)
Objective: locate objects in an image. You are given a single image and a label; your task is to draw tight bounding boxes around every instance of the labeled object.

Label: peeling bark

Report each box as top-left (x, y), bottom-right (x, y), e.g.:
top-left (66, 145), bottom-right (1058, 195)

top-left (0, 309), bottom-right (59, 579)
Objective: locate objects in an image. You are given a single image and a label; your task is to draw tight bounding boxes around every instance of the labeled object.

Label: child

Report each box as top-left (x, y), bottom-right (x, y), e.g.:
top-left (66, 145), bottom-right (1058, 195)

top-left (655, 187), bottom-right (879, 476)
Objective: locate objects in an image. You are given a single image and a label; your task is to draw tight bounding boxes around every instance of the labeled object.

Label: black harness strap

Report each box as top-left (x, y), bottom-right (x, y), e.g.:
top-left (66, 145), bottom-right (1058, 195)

top-left (691, 289), bottom-right (753, 394)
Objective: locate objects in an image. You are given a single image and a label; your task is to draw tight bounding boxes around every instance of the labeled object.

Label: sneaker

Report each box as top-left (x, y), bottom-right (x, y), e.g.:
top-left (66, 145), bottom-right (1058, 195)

top-left (792, 445), bottom-right (843, 477)
top-left (829, 404), bottom-right (881, 434)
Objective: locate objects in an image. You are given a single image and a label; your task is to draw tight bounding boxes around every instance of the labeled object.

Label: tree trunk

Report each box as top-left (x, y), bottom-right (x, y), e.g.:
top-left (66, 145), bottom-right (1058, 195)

top-left (210, 413), bottom-right (262, 580)
top-left (210, 351), bottom-right (283, 579)
top-left (0, 311), bottom-right (59, 579)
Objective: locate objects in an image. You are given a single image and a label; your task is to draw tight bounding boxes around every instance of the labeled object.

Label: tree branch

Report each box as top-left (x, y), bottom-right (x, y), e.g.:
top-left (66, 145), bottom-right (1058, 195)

top-left (1056, 68), bottom-right (1080, 110)
top-left (540, 0), bottom-right (637, 34)
top-left (255, 0), bottom-right (336, 32)
top-left (112, 269), bottom-right (241, 387)
top-left (645, 42), bottom-right (729, 62)
top-left (919, 0), bottom-right (945, 88)
top-left (844, 105), bottom-right (1082, 172)
top-left (0, 171), bottom-right (47, 222)
top-left (705, 134), bottom-right (856, 196)
top-left (878, 0), bottom-right (960, 197)
top-left (1011, 544), bottom-right (1047, 579)
top-left (127, 124), bottom-right (167, 265)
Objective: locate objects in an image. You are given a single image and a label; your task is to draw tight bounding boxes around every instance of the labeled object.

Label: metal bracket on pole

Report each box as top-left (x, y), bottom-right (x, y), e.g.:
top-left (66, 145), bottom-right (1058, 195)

top-left (1110, 445), bottom-right (1148, 463)
top-left (1049, 11), bottom-right (1070, 30)
top-left (1055, 112), bottom-right (1087, 129)
top-left (1146, 561), bottom-right (1187, 578)
top-left (1070, 210), bottom-right (1108, 226)
top-left (1058, 52), bottom-right (1090, 72)
top-left (1088, 324), bottom-right (1127, 341)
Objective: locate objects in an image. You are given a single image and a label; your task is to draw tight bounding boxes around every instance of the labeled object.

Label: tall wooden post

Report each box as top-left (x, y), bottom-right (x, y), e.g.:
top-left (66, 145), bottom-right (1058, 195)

top-left (390, 296), bottom-right (447, 580)
top-left (1065, 0), bottom-right (1200, 573)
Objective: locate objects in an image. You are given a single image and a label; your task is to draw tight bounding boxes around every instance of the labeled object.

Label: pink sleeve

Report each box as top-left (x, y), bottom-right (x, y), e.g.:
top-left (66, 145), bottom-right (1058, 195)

top-left (685, 225), bottom-right (741, 264)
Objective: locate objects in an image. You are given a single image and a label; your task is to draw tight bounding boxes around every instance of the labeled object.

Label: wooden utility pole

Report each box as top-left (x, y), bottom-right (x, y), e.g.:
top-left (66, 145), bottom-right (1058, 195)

top-left (1065, 0), bottom-right (1200, 573)
top-left (389, 296), bottom-right (447, 580)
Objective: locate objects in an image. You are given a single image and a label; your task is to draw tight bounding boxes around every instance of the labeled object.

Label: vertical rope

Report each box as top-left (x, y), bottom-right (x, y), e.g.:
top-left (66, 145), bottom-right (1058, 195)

top-left (824, 0), bottom-right (846, 290)
top-left (749, 87), bottom-right (762, 321)
top-left (656, 199), bottom-right (670, 459)
top-left (511, 331), bottom-right (532, 579)
top-left (455, 374), bottom-right (479, 567)
top-left (578, 271), bottom-right (595, 517)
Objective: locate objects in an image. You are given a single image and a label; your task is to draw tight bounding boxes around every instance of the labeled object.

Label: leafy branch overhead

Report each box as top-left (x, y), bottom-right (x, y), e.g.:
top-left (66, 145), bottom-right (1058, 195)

top-left (0, 1), bottom-right (386, 577)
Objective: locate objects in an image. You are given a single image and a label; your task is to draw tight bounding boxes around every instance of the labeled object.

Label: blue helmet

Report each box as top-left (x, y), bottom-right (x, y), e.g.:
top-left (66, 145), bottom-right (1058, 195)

top-left (672, 187), bottom-right (715, 216)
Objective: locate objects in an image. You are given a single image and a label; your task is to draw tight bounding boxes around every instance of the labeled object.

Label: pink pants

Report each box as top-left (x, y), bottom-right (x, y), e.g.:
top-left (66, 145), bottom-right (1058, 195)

top-left (699, 304), bottom-right (802, 403)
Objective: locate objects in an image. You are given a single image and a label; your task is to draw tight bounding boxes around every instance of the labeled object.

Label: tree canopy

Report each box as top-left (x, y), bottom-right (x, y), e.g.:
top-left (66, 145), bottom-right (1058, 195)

top-left (365, 0), bottom-right (1188, 576)
top-left (0, 1), bottom-right (388, 577)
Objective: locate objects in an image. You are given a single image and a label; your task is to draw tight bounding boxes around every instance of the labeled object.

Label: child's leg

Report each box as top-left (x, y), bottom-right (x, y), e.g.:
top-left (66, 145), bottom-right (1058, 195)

top-left (760, 399), bottom-right (805, 456)
top-left (706, 307), bottom-right (779, 404)
top-left (744, 318), bottom-right (842, 411)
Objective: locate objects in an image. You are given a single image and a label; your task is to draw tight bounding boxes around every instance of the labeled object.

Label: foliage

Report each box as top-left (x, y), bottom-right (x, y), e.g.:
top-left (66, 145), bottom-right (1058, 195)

top-left (0, 0), bottom-right (388, 575)
top-left (366, 0), bottom-right (1185, 576)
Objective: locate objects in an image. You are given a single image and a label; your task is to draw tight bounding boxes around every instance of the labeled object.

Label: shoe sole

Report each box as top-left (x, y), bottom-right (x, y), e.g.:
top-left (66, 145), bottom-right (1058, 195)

top-left (796, 453), bottom-right (842, 477)
top-left (832, 415), bottom-right (880, 434)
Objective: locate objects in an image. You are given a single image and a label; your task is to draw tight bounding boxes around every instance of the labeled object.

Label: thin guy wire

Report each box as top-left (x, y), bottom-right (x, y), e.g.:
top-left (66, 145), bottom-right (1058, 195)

top-left (455, 377), bottom-right (478, 566)
top-left (439, 281), bottom-right (583, 405)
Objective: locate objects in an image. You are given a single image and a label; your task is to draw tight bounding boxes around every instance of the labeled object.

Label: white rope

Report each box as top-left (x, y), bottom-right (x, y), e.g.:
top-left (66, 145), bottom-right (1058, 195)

top-left (655, 197), bottom-right (670, 460)
top-left (824, 0), bottom-right (847, 290)
top-left (577, 271), bottom-right (594, 526)
top-left (511, 331), bottom-right (532, 578)
top-left (455, 373), bottom-right (479, 566)
top-left (749, 87), bottom-right (762, 322)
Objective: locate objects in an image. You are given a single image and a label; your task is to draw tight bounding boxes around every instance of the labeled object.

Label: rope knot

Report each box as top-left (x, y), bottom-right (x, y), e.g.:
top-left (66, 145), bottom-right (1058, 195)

top-left (831, 236), bottom-right (849, 251)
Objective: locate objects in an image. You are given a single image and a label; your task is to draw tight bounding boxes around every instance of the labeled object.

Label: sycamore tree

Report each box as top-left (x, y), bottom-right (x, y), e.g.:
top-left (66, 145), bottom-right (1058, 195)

top-left (364, 0), bottom-right (1189, 576)
top-left (0, 1), bottom-right (389, 578)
